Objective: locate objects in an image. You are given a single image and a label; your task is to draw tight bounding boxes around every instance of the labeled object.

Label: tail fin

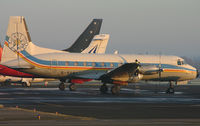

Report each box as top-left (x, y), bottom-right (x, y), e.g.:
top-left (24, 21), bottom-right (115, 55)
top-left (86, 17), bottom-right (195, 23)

top-left (81, 34), bottom-right (109, 54)
top-left (63, 19), bottom-right (103, 53)
top-left (1, 16), bottom-right (32, 67)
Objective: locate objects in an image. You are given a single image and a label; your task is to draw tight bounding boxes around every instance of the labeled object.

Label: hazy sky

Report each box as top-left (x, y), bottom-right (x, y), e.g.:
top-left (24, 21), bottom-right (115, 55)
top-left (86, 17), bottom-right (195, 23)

top-left (0, 0), bottom-right (200, 57)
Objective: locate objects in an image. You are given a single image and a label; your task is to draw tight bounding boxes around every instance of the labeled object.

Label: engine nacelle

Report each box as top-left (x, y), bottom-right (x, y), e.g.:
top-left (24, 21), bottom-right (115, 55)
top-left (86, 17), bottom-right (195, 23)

top-left (139, 65), bottom-right (161, 75)
top-left (100, 63), bottom-right (143, 85)
top-left (128, 74), bottom-right (143, 83)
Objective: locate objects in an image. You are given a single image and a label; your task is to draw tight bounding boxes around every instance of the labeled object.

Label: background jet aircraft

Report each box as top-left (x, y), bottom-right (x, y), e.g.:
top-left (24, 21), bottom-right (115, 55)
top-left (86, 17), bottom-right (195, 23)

top-left (0, 18), bottom-right (104, 87)
top-left (1, 16), bottom-right (198, 95)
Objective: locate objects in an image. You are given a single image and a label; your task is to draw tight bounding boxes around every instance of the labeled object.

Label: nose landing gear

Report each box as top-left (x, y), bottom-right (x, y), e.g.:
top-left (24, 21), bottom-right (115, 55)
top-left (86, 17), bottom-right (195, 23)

top-left (166, 81), bottom-right (174, 94)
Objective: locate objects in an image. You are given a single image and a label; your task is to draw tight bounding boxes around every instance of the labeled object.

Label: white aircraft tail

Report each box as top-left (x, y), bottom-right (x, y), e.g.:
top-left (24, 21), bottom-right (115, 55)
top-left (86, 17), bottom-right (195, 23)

top-left (81, 34), bottom-right (109, 54)
top-left (1, 16), bottom-right (63, 68)
top-left (1, 16), bottom-right (32, 67)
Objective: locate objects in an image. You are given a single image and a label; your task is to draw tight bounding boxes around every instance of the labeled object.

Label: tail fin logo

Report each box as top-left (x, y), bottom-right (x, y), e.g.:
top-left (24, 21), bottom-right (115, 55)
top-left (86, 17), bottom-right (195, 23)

top-left (88, 45), bottom-right (98, 53)
top-left (6, 32), bottom-right (28, 52)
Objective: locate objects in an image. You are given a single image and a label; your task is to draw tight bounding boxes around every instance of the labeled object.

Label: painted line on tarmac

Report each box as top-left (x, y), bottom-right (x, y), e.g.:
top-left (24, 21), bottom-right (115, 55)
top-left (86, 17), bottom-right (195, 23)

top-left (5, 107), bottom-right (95, 121)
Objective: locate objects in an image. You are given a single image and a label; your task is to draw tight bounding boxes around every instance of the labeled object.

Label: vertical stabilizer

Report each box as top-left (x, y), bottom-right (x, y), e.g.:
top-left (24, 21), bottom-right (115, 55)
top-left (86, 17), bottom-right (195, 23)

top-left (81, 34), bottom-right (109, 54)
top-left (63, 19), bottom-right (103, 53)
top-left (1, 16), bottom-right (32, 67)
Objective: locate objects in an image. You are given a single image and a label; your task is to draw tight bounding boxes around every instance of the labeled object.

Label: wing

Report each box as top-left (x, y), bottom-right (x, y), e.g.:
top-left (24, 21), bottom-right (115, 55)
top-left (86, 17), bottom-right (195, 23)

top-left (99, 63), bottom-right (161, 85)
top-left (99, 63), bottom-right (142, 85)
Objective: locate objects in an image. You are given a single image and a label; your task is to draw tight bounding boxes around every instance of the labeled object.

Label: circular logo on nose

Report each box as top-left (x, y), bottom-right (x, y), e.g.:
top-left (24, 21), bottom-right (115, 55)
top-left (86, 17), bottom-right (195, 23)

top-left (8, 32), bottom-right (28, 51)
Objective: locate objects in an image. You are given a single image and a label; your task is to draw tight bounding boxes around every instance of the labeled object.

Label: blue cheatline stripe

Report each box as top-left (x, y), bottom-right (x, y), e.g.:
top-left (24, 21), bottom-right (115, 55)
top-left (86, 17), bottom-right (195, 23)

top-left (20, 50), bottom-right (196, 72)
top-left (20, 50), bottom-right (119, 68)
top-left (141, 63), bottom-right (196, 72)
top-left (21, 50), bottom-right (51, 65)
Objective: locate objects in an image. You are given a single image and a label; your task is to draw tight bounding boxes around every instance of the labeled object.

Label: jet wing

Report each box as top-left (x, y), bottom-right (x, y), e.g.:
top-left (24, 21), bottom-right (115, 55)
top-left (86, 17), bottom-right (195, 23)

top-left (99, 63), bottom-right (142, 85)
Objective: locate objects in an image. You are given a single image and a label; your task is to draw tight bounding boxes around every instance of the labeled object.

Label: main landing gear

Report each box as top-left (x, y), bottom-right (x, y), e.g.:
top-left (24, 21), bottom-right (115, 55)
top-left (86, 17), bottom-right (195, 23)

top-left (58, 82), bottom-right (77, 91)
top-left (100, 83), bottom-right (108, 94)
top-left (111, 85), bottom-right (121, 95)
top-left (69, 83), bottom-right (76, 91)
top-left (166, 81), bottom-right (175, 94)
top-left (59, 82), bottom-right (66, 91)
top-left (100, 83), bottom-right (121, 95)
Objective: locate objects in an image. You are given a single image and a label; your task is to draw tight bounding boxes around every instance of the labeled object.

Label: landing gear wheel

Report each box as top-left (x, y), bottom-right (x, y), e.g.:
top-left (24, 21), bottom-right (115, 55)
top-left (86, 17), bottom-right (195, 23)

top-left (22, 82), bottom-right (28, 87)
top-left (166, 81), bottom-right (174, 94)
top-left (100, 84), bottom-right (108, 94)
top-left (166, 87), bottom-right (174, 94)
top-left (22, 82), bottom-right (31, 87)
top-left (69, 83), bottom-right (76, 91)
top-left (4, 80), bottom-right (11, 87)
top-left (59, 82), bottom-right (65, 91)
top-left (111, 85), bottom-right (120, 95)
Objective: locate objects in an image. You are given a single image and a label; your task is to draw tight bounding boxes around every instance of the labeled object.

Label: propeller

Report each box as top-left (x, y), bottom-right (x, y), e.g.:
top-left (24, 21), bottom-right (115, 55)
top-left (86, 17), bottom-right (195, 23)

top-left (155, 52), bottom-right (162, 93)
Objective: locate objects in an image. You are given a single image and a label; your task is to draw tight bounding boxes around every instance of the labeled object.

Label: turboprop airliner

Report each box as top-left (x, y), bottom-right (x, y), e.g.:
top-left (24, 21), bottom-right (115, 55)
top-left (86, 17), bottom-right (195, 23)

top-left (1, 16), bottom-right (198, 94)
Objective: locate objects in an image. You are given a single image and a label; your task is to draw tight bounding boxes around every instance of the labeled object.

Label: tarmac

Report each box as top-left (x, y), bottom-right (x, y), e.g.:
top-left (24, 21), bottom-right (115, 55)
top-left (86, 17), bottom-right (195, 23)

top-left (1, 80), bottom-right (200, 125)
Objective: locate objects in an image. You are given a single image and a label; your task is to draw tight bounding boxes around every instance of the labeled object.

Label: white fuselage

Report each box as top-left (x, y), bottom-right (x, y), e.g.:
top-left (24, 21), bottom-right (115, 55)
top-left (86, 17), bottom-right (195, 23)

top-left (4, 46), bottom-right (196, 82)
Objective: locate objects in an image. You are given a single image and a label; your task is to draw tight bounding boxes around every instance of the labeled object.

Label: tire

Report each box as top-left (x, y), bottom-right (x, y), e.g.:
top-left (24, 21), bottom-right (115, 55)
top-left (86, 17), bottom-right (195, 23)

top-left (59, 83), bottom-right (65, 91)
top-left (69, 83), bottom-right (76, 91)
top-left (166, 88), bottom-right (174, 94)
top-left (100, 85), bottom-right (108, 94)
top-left (111, 85), bottom-right (120, 95)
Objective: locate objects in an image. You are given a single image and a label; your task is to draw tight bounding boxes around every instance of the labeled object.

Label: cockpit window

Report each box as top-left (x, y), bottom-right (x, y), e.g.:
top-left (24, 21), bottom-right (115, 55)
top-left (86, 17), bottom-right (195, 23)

top-left (177, 59), bottom-right (181, 65)
top-left (177, 59), bottom-right (186, 65)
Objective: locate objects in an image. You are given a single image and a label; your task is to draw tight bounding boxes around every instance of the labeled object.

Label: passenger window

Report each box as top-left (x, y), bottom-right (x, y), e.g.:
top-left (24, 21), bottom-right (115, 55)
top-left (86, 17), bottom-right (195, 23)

top-left (92, 62), bottom-right (96, 67)
top-left (65, 61), bottom-right (69, 66)
top-left (74, 62), bottom-right (78, 66)
top-left (101, 62), bottom-right (105, 67)
top-left (110, 63), bottom-right (114, 67)
top-left (83, 62), bottom-right (87, 66)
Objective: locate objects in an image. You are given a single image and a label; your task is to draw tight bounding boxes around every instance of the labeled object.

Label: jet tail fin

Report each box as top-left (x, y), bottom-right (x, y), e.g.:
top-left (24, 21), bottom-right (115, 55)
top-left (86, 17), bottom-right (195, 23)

top-left (63, 19), bottom-right (102, 53)
top-left (81, 34), bottom-right (109, 54)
